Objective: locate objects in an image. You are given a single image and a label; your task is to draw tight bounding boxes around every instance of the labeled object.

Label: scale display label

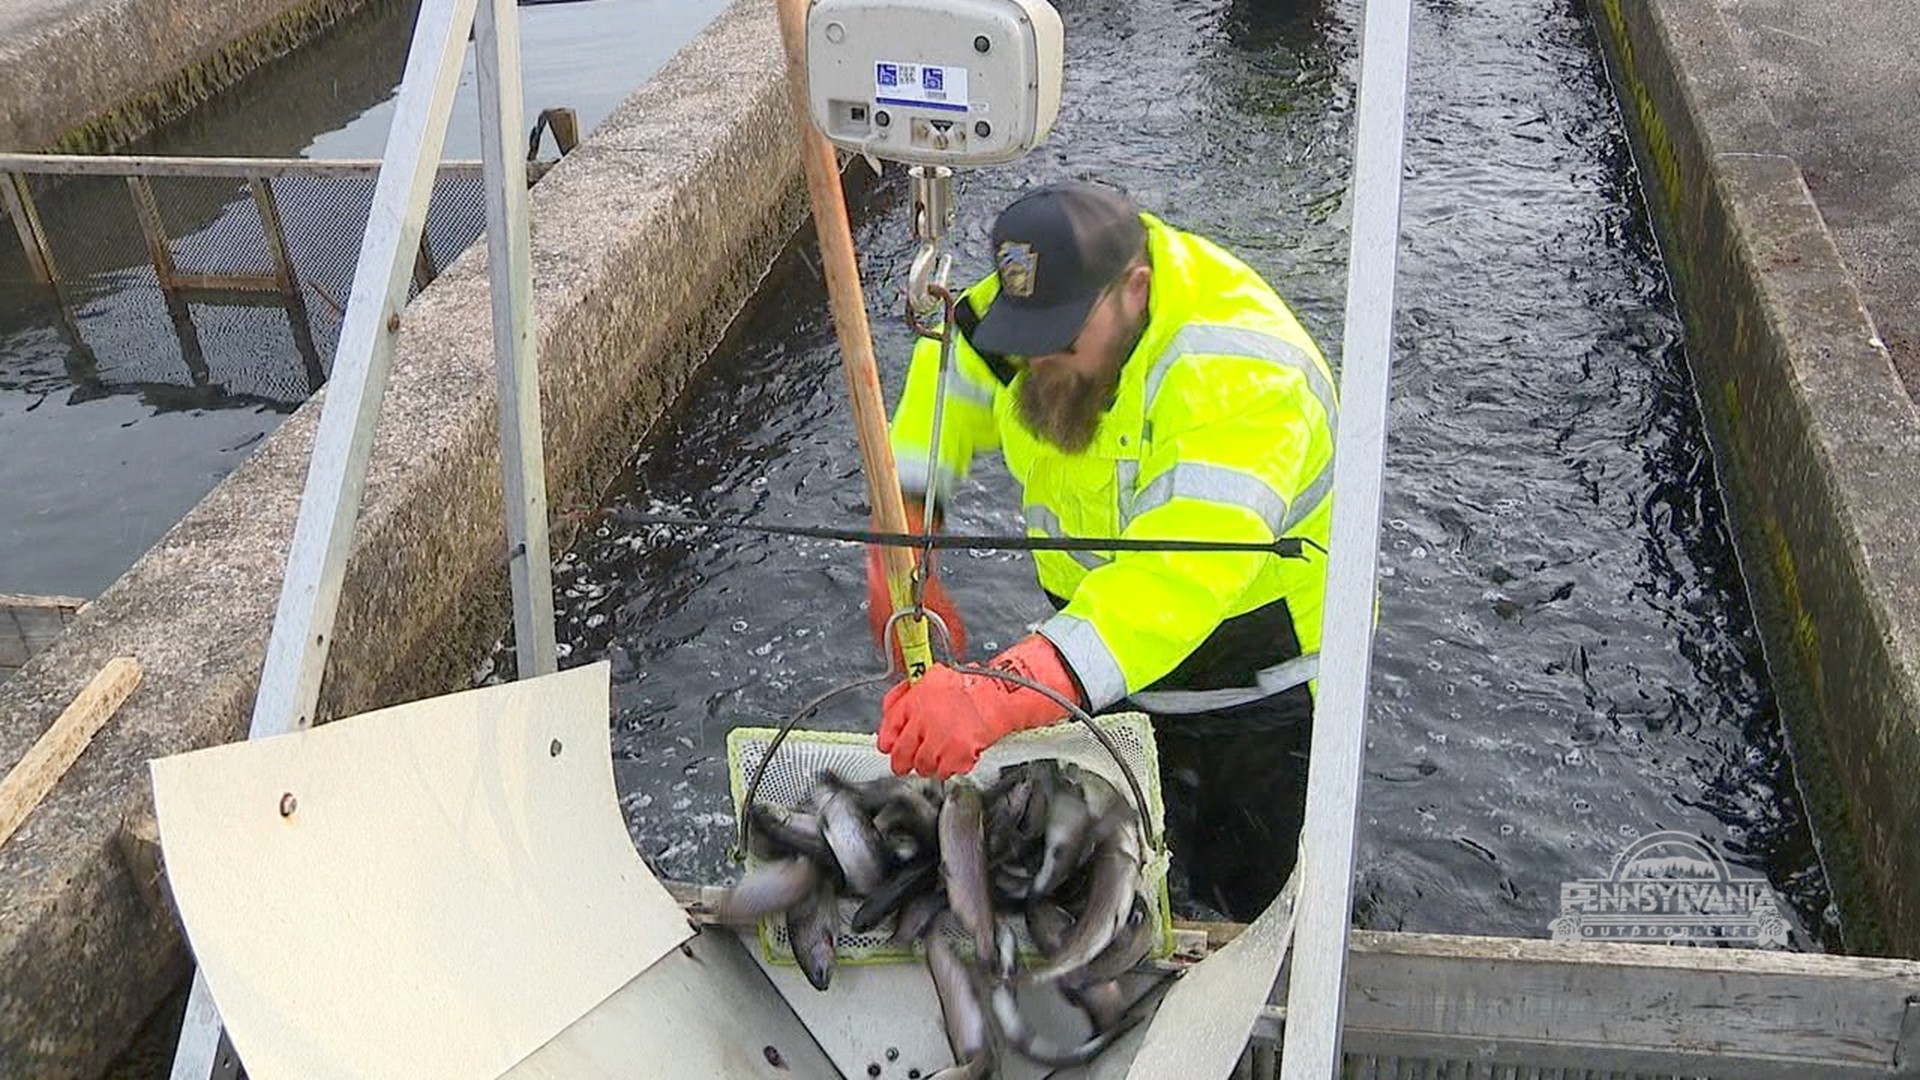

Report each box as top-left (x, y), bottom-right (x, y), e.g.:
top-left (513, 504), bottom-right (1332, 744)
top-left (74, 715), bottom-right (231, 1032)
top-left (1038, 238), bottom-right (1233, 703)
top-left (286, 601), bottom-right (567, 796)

top-left (874, 61), bottom-right (971, 113)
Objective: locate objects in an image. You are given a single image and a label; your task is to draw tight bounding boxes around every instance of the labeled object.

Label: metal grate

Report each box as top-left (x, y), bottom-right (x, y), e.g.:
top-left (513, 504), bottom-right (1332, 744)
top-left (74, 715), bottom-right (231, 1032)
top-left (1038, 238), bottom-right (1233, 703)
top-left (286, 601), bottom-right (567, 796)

top-left (1, 158), bottom-right (513, 410)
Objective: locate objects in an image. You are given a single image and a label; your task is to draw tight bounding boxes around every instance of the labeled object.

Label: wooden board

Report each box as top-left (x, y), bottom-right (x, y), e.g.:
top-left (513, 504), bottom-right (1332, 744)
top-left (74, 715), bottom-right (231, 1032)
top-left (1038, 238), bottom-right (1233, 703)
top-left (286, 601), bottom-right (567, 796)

top-left (0, 656), bottom-right (139, 847)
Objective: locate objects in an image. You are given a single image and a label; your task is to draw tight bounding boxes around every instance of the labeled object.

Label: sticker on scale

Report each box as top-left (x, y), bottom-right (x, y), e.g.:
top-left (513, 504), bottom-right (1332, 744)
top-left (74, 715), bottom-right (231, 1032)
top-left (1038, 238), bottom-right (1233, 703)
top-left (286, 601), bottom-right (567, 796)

top-left (874, 61), bottom-right (971, 113)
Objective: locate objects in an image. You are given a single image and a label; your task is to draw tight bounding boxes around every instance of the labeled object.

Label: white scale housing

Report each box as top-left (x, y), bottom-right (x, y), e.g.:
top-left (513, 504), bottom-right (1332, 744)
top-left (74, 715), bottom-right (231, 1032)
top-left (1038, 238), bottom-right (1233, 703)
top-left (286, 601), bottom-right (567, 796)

top-left (806, 0), bottom-right (1065, 168)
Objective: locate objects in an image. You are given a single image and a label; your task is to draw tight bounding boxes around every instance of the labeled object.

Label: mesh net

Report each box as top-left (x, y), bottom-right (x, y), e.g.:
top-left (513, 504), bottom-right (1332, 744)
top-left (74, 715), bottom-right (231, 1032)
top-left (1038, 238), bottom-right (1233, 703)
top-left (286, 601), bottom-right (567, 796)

top-left (0, 166), bottom-right (491, 408)
top-left (725, 714), bottom-right (1174, 968)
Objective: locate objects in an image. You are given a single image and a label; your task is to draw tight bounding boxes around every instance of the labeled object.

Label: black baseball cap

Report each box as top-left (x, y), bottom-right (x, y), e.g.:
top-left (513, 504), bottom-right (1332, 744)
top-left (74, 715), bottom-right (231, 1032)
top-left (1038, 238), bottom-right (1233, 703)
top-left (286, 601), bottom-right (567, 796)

top-left (971, 182), bottom-right (1147, 357)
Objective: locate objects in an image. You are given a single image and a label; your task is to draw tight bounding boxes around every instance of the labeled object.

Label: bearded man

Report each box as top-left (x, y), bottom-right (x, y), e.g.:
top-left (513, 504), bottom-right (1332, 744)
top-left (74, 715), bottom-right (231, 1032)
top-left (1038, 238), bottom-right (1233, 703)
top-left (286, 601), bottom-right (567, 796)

top-left (866, 181), bottom-right (1337, 920)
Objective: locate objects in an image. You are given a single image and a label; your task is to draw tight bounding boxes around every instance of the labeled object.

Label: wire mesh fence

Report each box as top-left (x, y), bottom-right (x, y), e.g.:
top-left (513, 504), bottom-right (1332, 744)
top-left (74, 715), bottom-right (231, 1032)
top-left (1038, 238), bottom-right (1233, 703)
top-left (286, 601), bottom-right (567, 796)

top-left (0, 159), bottom-right (505, 410)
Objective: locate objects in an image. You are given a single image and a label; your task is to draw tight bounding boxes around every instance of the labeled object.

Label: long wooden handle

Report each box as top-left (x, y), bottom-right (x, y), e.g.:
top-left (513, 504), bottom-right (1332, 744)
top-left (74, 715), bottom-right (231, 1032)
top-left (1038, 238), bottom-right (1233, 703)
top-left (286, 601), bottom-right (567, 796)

top-left (775, 0), bottom-right (934, 680)
top-left (0, 656), bottom-right (142, 848)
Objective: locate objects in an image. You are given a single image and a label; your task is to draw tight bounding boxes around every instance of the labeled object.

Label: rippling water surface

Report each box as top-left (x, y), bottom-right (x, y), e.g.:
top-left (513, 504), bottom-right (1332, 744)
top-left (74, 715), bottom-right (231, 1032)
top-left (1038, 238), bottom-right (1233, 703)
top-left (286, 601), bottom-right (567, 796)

top-left (527, 0), bottom-right (1838, 945)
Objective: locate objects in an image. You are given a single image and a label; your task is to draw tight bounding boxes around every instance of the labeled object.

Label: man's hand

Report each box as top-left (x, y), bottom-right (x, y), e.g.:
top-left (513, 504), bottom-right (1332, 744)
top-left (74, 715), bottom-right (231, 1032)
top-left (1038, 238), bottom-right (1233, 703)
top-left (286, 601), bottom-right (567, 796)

top-left (865, 501), bottom-right (967, 664)
top-left (877, 635), bottom-right (1084, 778)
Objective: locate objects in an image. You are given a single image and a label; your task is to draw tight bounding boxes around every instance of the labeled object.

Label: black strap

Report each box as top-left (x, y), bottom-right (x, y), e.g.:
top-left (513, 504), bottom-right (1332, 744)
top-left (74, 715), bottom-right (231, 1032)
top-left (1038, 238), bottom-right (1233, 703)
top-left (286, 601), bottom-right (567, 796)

top-left (951, 293), bottom-right (1020, 386)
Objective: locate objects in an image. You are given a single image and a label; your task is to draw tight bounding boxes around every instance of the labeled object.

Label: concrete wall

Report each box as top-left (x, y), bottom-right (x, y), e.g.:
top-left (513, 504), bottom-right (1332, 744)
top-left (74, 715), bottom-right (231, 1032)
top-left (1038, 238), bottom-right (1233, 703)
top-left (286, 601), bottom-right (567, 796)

top-left (1587, 0), bottom-right (1920, 955)
top-left (0, 0), bottom-right (389, 153)
top-left (0, 0), bottom-right (810, 1072)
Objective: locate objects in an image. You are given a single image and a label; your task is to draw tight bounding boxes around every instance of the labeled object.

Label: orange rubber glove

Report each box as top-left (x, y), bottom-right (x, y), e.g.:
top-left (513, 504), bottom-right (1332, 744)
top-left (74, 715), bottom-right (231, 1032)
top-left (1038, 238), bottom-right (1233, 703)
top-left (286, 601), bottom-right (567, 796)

top-left (865, 501), bottom-right (967, 665)
top-left (877, 634), bottom-right (1085, 778)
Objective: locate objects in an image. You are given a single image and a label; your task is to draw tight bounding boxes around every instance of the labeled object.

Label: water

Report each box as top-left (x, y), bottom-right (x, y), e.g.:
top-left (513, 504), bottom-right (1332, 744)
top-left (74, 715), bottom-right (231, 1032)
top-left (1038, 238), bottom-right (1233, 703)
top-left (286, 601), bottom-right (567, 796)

top-left (0, 0), bottom-right (729, 598)
top-left (528, 0), bottom-right (1840, 947)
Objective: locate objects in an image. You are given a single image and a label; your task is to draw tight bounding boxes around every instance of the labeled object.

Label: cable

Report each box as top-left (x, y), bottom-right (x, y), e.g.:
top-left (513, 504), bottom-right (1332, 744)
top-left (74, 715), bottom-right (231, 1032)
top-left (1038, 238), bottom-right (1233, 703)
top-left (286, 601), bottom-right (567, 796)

top-left (734, 670), bottom-right (895, 859)
top-left (951, 660), bottom-right (1160, 851)
top-left (611, 512), bottom-right (1323, 559)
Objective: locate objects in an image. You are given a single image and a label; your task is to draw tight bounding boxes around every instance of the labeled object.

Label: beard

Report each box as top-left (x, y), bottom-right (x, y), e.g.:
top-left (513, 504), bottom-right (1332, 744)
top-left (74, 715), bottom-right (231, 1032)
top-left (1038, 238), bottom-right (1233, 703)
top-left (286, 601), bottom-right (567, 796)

top-left (1015, 311), bottom-right (1146, 453)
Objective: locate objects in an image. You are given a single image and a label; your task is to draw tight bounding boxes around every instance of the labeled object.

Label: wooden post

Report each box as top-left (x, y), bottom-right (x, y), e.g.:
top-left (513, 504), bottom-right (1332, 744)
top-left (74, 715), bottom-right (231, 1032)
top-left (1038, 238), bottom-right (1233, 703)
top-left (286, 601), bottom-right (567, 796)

top-left (546, 107), bottom-right (580, 154)
top-left (774, 0), bottom-right (934, 680)
top-left (252, 177), bottom-right (326, 391)
top-left (1, 172), bottom-right (59, 286)
top-left (127, 175), bottom-right (181, 290)
top-left (251, 177), bottom-right (303, 305)
top-left (412, 235), bottom-right (438, 293)
top-left (0, 657), bottom-right (141, 849)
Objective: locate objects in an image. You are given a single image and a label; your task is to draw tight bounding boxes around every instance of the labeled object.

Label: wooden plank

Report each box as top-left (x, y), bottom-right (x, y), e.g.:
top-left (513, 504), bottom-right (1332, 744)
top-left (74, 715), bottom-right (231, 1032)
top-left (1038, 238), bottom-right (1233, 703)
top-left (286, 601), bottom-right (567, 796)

top-left (0, 154), bottom-right (493, 179)
top-left (170, 273), bottom-right (284, 293)
top-left (1335, 931), bottom-right (1920, 1076)
top-left (0, 593), bottom-right (87, 611)
top-left (0, 657), bottom-right (141, 847)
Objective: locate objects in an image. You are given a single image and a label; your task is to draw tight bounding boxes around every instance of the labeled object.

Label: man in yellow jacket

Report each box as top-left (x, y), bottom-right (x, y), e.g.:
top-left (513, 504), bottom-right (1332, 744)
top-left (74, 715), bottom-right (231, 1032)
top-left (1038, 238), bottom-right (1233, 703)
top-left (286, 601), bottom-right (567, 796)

top-left (869, 182), bottom-right (1335, 918)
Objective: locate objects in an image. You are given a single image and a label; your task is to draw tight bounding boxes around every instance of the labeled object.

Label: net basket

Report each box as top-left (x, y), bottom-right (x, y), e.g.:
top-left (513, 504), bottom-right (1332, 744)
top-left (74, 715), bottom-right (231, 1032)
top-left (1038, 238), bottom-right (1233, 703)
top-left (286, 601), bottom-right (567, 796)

top-left (725, 714), bottom-right (1173, 968)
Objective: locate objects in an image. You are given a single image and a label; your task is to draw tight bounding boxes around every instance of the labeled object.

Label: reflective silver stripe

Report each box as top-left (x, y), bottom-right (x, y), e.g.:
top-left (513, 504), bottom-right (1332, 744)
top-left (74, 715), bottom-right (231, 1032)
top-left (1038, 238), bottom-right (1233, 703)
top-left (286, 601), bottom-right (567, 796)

top-left (1281, 462), bottom-right (1334, 531)
top-left (1126, 461), bottom-right (1289, 532)
top-left (943, 369), bottom-right (997, 409)
top-left (1038, 613), bottom-right (1130, 711)
top-left (1116, 459), bottom-right (1140, 521)
top-left (1127, 652), bottom-right (1320, 714)
top-left (894, 449), bottom-right (960, 504)
top-left (1145, 325), bottom-right (1339, 435)
top-left (1025, 504), bottom-right (1109, 569)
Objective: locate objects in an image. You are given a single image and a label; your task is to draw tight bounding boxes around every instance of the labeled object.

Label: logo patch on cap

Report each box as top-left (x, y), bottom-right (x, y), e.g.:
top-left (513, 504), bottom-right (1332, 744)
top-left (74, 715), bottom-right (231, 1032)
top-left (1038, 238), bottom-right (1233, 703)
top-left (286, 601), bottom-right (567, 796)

top-left (996, 241), bottom-right (1037, 298)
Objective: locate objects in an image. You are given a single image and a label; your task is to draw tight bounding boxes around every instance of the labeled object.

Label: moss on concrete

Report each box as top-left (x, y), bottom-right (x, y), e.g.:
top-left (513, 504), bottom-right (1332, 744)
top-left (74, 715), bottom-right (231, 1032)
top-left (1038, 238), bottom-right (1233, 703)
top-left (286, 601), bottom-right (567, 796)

top-left (47, 0), bottom-right (393, 155)
top-left (1587, 0), bottom-right (1920, 955)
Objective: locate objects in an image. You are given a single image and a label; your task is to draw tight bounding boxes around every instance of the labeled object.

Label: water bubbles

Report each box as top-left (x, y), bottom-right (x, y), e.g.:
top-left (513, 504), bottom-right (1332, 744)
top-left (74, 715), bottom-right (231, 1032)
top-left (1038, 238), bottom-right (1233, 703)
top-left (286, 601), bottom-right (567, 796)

top-left (751, 642), bottom-right (773, 657)
top-left (1410, 545), bottom-right (1428, 560)
top-left (1498, 823), bottom-right (1515, 836)
top-left (585, 613), bottom-right (607, 629)
top-left (1563, 749), bottom-right (1583, 766)
top-left (671, 797), bottom-right (693, 811)
top-left (1388, 518), bottom-right (1409, 531)
top-left (1572, 798), bottom-right (1592, 813)
top-left (731, 619), bottom-right (749, 633)
top-left (1618, 824), bottom-right (1638, 837)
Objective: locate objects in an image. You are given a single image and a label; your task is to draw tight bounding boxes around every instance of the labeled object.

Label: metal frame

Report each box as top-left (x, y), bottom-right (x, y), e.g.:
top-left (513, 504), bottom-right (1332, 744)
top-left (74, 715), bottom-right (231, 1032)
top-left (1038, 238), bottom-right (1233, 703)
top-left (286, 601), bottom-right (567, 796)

top-left (168, 0), bottom-right (555, 1072)
top-left (1280, 0), bottom-right (1413, 1075)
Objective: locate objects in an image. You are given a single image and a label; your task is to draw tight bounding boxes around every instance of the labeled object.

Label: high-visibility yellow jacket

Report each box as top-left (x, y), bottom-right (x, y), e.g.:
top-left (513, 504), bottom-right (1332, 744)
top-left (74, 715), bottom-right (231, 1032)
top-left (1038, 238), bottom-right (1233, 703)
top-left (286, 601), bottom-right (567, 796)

top-left (890, 214), bottom-right (1336, 715)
